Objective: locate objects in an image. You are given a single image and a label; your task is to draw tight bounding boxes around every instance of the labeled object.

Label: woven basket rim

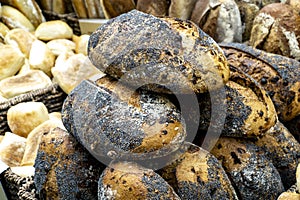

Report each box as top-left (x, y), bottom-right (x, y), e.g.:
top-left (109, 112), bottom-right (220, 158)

top-left (0, 83), bottom-right (61, 109)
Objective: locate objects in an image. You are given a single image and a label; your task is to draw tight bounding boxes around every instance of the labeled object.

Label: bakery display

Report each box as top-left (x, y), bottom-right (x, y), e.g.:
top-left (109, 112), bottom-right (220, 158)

top-left (0, 1), bottom-right (299, 200)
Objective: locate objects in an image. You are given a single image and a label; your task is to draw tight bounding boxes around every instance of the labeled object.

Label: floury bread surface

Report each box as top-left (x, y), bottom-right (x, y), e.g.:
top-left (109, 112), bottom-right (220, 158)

top-left (88, 10), bottom-right (229, 94)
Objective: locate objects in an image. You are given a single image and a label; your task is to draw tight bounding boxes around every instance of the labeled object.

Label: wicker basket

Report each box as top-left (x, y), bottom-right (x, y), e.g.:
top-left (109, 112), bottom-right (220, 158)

top-left (0, 83), bottom-right (67, 134)
top-left (1, 169), bottom-right (37, 200)
top-left (42, 10), bottom-right (81, 35)
top-left (0, 84), bottom-right (67, 199)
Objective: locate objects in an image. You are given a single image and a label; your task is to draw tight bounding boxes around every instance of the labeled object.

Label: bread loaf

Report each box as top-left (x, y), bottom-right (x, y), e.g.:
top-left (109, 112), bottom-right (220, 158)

top-left (168, 0), bottom-right (198, 20)
top-left (211, 137), bottom-right (285, 199)
top-left (62, 75), bottom-right (185, 163)
top-left (136, 0), bottom-right (170, 16)
top-left (191, 0), bottom-right (242, 43)
top-left (249, 3), bottom-right (300, 60)
top-left (35, 20), bottom-right (73, 41)
top-left (0, 132), bottom-right (26, 167)
top-left (98, 161), bottom-right (180, 199)
top-left (1, 5), bottom-right (35, 31)
top-left (7, 102), bottom-right (49, 138)
top-left (157, 142), bottom-right (238, 200)
top-left (0, 44), bottom-right (25, 81)
top-left (51, 52), bottom-right (104, 94)
top-left (100, 0), bottom-right (136, 18)
top-left (195, 66), bottom-right (277, 139)
top-left (0, 70), bottom-right (52, 98)
top-left (34, 127), bottom-right (105, 199)
top-left (29, 39), bottom-right (56, 77)
top-left (4, 28), bottom-right (37, 58)
top-left (220, 42), bottom-right (300, 122)
top-left (88, 10), bottom-right (229, 94)
top-left (1, 0), bottom-right (45, 28)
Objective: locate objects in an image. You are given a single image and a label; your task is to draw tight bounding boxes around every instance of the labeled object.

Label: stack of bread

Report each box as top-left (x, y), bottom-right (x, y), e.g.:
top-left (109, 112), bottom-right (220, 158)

top-left (0, 1), bottom-right (299, 200)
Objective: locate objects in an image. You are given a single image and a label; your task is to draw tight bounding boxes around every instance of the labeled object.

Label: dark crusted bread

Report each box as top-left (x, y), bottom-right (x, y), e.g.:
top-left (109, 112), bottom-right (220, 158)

top-left (194, 65), bottom-right (277, 139)
top-left (220, 42), bottom-right (300, 122)
top-left (62, 75), bottom-right (185, 164)
top-left (211, 137), bottom-right (285, 200)
top-left (254, 121), bottom-right (300, 189)
top-left (88, 10), bottom-right (229, 94)
top-left (98, 161), bottom-right (180, 199)
top-left (34, 127), bottom-right (105, 200)
top-left (157, 142), bottom-right (238, 200)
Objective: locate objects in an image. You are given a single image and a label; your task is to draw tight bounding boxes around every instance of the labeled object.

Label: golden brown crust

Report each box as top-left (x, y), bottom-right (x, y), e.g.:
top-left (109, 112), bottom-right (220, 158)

top-left (98, 161), bottom-right (180, 199)
top-left (157, 142), bottom-right (238, 199)
top-left (220, 42), bottom-right (300, 122)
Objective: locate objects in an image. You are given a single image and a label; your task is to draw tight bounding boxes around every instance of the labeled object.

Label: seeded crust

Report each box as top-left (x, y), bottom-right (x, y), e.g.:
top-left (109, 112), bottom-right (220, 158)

top-left (157, 142), bottom-right (238, 200)
top-left (220, 42), bottom-right (300, 122)
top-left (254, 121), bottom-right (300, 189)
top-left (88, 10), bottom-right (229, 94)
top-left (211, 137), bottom-right (285, 199)
top-left (195, 66), bottom-right (277, 138)
top-left (98, 161), bottom-right (180, 200)
top-left (61, 75), bottom-right (185, 162)
top-left (34, 127), bottom-right (105, 200)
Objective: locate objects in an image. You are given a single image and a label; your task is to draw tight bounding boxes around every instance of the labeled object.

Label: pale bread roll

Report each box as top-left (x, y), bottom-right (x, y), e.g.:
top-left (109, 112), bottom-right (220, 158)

top-left (0, 44), bottom-right (25, 81)
top-left (277, 192), bottom-right (300, 200)
top-left (17, 58), bottom-right (31, 75)
top-left (0, 132), bottom-right (26, 167)
top-left (1, 5), bottom-right (35, 31)
top-left (35, 20), bottom-right (73, 41)
top-left (11, 166), bottom-right (35, 177)
top-left (0, 70), bottom-right (52, 98)
top-left (5, 28), bottom-right (37, 58)
top-left (0, 22), bottom-right (10, 37)
top-left (52, 53), bottom-right (104, 94)
top-left (21, 118), bottom-right (66, 166)
top-left (74, 34), bottom-right (89, 55)
top-left (48, 112), bottom-right (62, 121)
top-left (0, 94), bottom-right (7, 103)
top-left (46, 39), bottom-right (76, 55)
top-left (7, 102), bottom-right (49, 138)
top-left (29, 40), bottom-right (56, 76)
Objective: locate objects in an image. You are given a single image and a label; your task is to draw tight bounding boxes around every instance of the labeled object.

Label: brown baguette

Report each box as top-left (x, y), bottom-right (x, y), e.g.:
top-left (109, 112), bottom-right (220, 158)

top-left (72, 0), bottom-right (88, 18)
top-left (84, 0), bottom-right (98, 18)
top-left (100, 0), bottom-right (135, 18)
